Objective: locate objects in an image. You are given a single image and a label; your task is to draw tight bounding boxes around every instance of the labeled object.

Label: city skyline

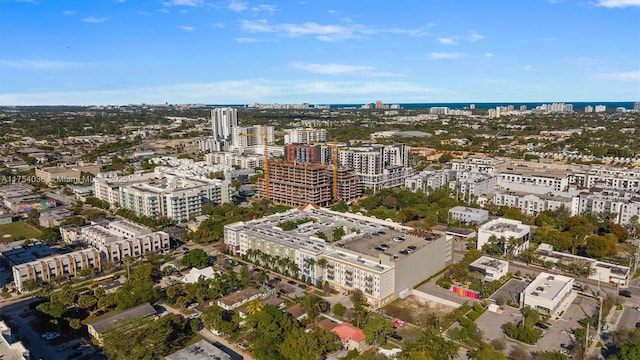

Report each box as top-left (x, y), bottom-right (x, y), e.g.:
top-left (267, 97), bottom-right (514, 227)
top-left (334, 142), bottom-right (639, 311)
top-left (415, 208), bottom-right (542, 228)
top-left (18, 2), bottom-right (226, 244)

top-left (1, 0), bottom-right (639, 105)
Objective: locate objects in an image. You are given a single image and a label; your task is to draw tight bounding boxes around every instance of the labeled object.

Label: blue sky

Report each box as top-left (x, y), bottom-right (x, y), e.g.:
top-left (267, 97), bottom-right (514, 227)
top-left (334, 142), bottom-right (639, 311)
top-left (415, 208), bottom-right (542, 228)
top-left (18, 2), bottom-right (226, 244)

top-left (1, 0), bottom-right (639, 105)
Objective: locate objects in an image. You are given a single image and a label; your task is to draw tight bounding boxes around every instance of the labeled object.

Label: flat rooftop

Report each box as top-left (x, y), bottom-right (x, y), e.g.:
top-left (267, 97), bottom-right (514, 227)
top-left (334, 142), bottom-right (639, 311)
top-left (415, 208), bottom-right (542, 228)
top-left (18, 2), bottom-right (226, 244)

top-left (165, 340), bottom-right (231, 360)
top-left (470, 256), bottom-right (508, 271)
top-left (526, 272), bottom-right (573, 302)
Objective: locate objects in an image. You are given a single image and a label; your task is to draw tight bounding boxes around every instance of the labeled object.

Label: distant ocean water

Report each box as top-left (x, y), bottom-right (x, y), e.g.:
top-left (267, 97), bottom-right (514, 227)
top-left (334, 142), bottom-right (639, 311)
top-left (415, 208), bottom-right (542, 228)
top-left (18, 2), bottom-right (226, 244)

top-left (210, 102), bottom-right (637, 110)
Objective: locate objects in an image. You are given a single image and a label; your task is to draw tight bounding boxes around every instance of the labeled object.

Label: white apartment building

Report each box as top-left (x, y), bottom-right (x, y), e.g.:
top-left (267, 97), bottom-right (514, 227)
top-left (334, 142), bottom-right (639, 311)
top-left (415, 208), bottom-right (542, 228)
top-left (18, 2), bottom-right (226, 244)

top-left (449, 171), bottom-right (498, 201)
top-left (491, 191), bottom-right (572, 217)
top-left (12, 249), bottom-right (101, 292)
top-left (477, 218), bottom-right (530, 256)
top-left (326, 144), bottom-right (413, 191)
top-left (448, 206), bottom-right (489, 225)
top-left (405, 169), bottom-right (452, 193)
top-left (284, 128), bottom-right (327, 144)
top-left (211, 107), bottom-right (238, 141)
top-left (469, 256), bottom-right (509, 282)
top-left (594, 105), bottom-right (606, 113)
top-left (523, 272), bottom-right (574, 315)
top-left (450, 158), bottom-right (499, 174)
top-left (224, 205), bottom-right (452, 308)
top-left (571, 189), bottom-right (640, 225)
top-left (61, 221), bottom-right (169, 263)
top-left (205, 151), bottom-right (263, 169)
top-left (497, 171), bottom-right (567, 194)
top-left (113, 175), bottom-right (230, 222)
top-left (231, 125), bottom-right (275, 150)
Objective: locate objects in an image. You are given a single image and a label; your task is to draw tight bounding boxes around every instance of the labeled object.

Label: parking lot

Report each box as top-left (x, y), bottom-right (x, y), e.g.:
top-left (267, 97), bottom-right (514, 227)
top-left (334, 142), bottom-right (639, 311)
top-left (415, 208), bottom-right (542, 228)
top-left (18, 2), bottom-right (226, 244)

top-left (617, 303), bottom-right (640, 330)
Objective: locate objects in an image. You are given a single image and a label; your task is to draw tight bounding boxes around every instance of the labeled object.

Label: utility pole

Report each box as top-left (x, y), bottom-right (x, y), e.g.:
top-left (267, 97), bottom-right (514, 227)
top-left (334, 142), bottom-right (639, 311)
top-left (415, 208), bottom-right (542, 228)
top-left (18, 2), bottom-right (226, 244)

top-left (597, 296), bottom-right (603, 336)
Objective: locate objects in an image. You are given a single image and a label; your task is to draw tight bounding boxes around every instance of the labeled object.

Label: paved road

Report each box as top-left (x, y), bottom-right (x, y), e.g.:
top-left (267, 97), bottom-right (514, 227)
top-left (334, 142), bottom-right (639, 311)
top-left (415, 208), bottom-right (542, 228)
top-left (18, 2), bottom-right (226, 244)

top-left (199, 328), bottom-right (255, 360)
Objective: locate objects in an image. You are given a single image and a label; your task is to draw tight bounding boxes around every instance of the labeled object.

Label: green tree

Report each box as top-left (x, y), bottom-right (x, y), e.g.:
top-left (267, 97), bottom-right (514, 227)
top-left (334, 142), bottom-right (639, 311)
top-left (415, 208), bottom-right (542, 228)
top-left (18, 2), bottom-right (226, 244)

top-left (363, 314), bottom-right (394, 347)
top-left (77, 294), bottom-right (97, 309)
top-left (41, 228), bottom-right (61, 243)
top-left (279, 327), bottom-right (341, 360)
top-left (180, 248), bottom-right (209, 269)
top-left (468, 343), bottom-right (508, 360)
top-left (36, 301), bottom-right (67, 319)
top-left (333, 303), bottom-right (345, 317)
top-left (400, 328), bottom-right (458, 360)
top-left (584, 235), bottom-right (610, 259)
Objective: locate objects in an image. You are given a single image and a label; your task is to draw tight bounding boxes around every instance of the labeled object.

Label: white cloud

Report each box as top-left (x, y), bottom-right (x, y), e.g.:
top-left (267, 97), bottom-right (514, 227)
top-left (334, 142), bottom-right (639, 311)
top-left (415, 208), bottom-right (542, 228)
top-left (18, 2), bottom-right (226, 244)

top-left (15, 0), bottom-right (37, 3)
top-left (429, 52), bottom-right (464, 59)
top-left (0, 59), bottom-right (99, 70)
top-left (485, 52), bottom-right (494, 58)
top-left (328, 9), bottom-right (337, 14)
top-left (594, 71), bottom-right (640, 81)
top-left (163, 0), bottom-right (205, 7)
top-left (82, 17), bottom-right (107, 23)
top-left (523, 64), bottom-right (533, 71)
top-left (239, 19), bottom-right (428, 41)
top-left (228, 0), bottom-right (248, 12)
top-left (235, 37), bottom-right (261, 43)
top-left (251, 4), bottom-right (276, 13)
top-left (63, 10), bottom-right (76, 16)
top-left (438, 37), bottom-right (456, 45)
top-left (178, 25), bottom-right (195, 31)
top-left (291, 62), bottom-right (398, 77)
top-left (0, 79), bottom-right (441, 105)
top-left (469, 32), bottom-right (484, 42)
top-left (595, 0), bottom-right (640, 7)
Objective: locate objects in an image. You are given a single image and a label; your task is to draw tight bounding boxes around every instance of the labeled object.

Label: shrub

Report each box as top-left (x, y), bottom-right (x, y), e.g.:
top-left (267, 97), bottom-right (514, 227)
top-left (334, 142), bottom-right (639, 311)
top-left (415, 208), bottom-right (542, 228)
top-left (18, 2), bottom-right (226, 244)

top-left (436, 277), bottom-right (452, 289)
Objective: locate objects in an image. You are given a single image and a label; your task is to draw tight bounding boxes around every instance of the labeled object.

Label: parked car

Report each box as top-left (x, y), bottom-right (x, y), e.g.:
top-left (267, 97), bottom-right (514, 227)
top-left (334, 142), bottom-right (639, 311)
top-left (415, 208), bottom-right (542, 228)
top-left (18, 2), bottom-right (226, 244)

top-left (298, 284), bottom-right (307, 289)
top-left (379, 243), bottom-right (389, 250)
top-left (374, 247), bottom-right (384, 252)
top-left (635, 306), bottom-right (640, 312)
top-left (619, 290), bottom-right (632, 298)
top-left (389, 333), bottom-right (403, 341)
top-left (535, 322), bottom-right (550, 330)
top-left (636, 322), bottom-right (640, 328)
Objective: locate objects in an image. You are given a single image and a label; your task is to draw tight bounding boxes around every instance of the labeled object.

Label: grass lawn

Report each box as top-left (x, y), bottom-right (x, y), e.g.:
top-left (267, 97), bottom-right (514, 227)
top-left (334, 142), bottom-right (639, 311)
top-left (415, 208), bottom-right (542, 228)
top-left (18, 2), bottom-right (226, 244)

top-left (0, 222), bottom-right (41, 242)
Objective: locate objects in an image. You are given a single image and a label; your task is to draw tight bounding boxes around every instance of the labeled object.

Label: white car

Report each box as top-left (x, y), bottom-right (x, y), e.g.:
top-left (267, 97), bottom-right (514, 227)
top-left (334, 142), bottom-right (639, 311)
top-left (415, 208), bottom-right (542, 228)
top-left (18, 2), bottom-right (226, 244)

top-left (635, 306), bottom-right (640, 312)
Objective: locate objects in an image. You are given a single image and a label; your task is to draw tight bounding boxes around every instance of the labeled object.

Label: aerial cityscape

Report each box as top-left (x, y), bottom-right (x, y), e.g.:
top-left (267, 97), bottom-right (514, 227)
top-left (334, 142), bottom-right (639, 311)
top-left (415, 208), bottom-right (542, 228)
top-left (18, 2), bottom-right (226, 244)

top-left (1, 1), bottom-right (640, 360)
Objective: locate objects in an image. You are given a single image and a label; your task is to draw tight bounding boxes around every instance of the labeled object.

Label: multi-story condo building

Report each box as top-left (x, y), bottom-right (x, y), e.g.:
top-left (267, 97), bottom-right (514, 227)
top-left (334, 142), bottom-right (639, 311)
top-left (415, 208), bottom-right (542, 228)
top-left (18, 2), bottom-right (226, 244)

top-left (404, 169), bottom-right (452, 193)
top-left (61, 220), bottom-right (170, 263)
top-left (326, 144), bottom-right (413, 191)
top-left (450, 158), bottom-right (499, 174)
top-left (284, 128), bottom-right (327, 145)
top-left (224, 205), bottom-right (452, 308)
top-left (594, 105), bottom-right (607, 113)
top-left (571, 189), bottom-right (640, 225)
top-left (492, 190), bottom-right (572, 217)
top-left (449, 171), bottom-right (498, 201)
top-left (584, 105), bottom-right (594, 113)
top-left (205, 151), bottom-right (263, 169)
top-left (256, 161), bottom-right (361, 206)
top-left (95, 172), bottom-right (231, 222)
top-left (211, 107), bottom-right (238, 141)
top-left (231, 125), bottom-right (275, 150)
top-left (12, 249), bottom-right (101, 292)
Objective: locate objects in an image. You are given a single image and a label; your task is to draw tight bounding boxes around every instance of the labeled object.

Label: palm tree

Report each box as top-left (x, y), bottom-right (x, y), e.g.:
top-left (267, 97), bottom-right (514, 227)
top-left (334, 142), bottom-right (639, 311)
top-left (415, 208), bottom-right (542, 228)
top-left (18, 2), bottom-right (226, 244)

top-left (246, 299), bottom-right (264, 316)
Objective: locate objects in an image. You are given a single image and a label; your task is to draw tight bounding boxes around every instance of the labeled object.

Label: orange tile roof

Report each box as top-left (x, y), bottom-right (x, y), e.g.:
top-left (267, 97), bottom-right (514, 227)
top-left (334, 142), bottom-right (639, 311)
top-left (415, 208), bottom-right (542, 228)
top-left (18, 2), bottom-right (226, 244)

top-left (332, 323), bottom-right (366, 343)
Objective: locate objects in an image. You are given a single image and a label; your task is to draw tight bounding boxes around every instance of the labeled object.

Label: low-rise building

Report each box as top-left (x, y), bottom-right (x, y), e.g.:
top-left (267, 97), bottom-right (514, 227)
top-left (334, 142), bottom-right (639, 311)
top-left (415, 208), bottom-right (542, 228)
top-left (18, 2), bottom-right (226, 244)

top-left (448, 206), bottom-right (489, 225)
top-left (332, 323), bottom-right (368, 353)
top-left (164, 339), bottom-right (231, 360)
top-left (181, 266), bottom-right (220, 284)
top-left (87, 303), bottom-right (156, 344)
top-left (38, 207), bottom-right (73, 227)
top-left (3, 195), bottom-right (56, 213)
top-left (469, 256), bottom-right (509, 282)
top-left (523, 272), bottom-right (574, 315)
top-left (217, 287), bottom-right (260, 310)
top-left (0, 321), bottom-right (30, 360)
top-left (477, 218), bottom-right (530, 256)
top-left (35, 166), bottom-right (81, 185)
top-left (12, 248), bottom-right (101, 292)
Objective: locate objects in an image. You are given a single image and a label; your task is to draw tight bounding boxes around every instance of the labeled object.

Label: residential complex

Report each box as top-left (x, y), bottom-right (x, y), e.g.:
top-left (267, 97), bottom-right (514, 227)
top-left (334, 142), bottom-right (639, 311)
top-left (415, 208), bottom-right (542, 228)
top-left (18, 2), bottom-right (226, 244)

top-left (61, 220), bottom-right (170, 263)
top-left (284, 128), bottom-right (327, 144)
top-left (12, 248), bottom-right (101, 292)
top-left (94, 168), bottom-right (231, 222)
top-left (224, 205), bottom-right (452, 308)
